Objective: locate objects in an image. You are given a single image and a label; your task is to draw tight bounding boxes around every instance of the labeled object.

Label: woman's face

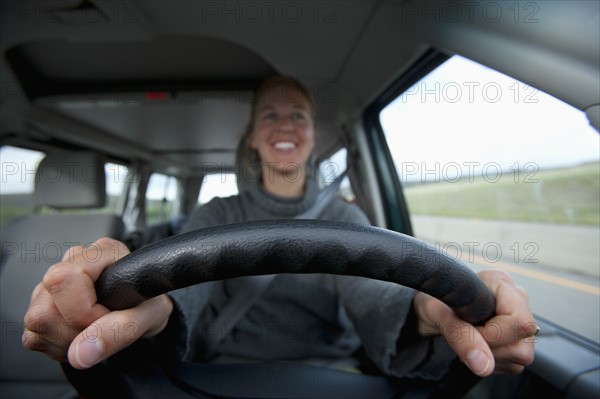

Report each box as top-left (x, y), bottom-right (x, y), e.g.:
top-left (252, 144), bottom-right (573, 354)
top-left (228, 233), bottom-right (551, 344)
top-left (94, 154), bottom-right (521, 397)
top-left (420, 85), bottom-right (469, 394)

top-left (249, 85), bottom-right (315, 172)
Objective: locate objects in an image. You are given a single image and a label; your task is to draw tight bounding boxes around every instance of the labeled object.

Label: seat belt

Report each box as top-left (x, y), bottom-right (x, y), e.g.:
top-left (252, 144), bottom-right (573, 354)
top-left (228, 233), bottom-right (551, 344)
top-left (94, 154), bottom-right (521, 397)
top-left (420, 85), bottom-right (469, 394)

top-left (205, 170), bottom-right (348, 348)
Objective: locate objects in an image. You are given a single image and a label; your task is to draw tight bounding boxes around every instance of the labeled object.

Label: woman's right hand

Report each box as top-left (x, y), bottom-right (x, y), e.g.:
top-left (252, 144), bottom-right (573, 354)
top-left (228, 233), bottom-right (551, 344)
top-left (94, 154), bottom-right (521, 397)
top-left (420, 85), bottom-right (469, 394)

top-left (23, 238), bottom-right (173, 369)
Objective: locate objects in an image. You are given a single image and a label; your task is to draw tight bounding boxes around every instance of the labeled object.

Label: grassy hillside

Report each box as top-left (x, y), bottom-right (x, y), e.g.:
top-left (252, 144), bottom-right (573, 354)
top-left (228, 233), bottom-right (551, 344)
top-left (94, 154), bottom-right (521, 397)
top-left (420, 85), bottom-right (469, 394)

top-left (0, 194), bottom-right (174, 227)
top-left (404, 162), bottom-right (599, 226)
top-left (0, 194), bottom-right (36, 226)
top-left (0, 194), bottom-right (122, 226)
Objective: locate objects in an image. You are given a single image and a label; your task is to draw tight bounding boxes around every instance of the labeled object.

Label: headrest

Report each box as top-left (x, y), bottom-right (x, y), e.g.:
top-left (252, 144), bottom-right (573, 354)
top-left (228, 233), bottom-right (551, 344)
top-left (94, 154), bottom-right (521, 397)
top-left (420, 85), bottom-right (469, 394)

top-left (34, 151), bottom-right (106, 209)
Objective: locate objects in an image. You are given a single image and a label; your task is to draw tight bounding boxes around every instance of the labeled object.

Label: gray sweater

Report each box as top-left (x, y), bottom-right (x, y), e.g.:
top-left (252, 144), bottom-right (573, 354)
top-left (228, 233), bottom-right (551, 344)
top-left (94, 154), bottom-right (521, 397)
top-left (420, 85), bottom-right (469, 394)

top-left (167, 178), bottom-right (455, 379)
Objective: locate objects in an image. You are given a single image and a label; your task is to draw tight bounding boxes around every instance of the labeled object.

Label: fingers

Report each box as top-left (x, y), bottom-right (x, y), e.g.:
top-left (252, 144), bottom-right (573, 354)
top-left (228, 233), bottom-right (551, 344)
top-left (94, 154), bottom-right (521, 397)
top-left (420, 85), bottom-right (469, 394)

top-left (491, 339), bottom-right (535, 372)
top-left (24, 238), bottom-right (133, 364)
top-left (478, 269), bottom-right (514, 286)
top-left (416, 299), bottom-right (536, 378)
top-left (22, 330), bottom-right (68, 363)
top-left (414, 269), bottom-right (537, 377)
top-left (68, 294), bottom-right (173, 369)
top-left (24, 286), bottom-right (79, 351)
top-left (515, 285), bottom-right (529, 302)
top-left (476, 272), bottom-right (537, 349)
top-left (434, 304), bottom-right (495, 377)
top-left (414, 292), bottom-right (495, 376)
top-left (43, 238), bottom-right (129, 329)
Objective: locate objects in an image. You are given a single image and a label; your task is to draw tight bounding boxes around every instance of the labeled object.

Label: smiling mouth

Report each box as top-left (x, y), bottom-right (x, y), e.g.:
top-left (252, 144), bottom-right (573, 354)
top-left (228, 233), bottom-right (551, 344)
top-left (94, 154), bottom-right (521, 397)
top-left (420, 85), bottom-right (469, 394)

top-left (273, 142), bottom-right (297, 150)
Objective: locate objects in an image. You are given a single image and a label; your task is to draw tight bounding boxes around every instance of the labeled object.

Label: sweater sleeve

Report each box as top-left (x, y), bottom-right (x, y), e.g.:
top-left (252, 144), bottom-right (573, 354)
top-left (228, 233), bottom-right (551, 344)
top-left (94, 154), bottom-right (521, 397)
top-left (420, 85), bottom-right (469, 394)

top-left (325, 200), bottom-right (457, 379)
top-left (334, 277), bottom-right (456, 379)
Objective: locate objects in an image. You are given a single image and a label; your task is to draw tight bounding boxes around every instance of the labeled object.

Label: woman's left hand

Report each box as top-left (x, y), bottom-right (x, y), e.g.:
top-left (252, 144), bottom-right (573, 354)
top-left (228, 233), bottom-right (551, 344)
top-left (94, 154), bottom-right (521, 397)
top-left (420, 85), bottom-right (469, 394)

top-left (413, 269), bottom-right (537, 377)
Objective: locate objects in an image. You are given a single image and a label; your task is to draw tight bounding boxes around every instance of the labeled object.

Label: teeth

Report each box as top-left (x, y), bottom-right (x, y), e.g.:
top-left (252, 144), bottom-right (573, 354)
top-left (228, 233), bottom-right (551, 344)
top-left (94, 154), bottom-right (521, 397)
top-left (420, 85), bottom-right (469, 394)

top-left (274, 142), bottom-right (296, 150)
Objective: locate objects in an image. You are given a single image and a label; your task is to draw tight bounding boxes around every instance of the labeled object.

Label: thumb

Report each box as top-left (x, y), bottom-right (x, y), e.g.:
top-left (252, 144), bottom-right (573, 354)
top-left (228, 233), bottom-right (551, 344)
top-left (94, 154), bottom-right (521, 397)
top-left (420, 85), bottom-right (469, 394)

top-left (439, 315), bottom-right (495, 377)
top-left (68, 295), bottom-right (172, 369)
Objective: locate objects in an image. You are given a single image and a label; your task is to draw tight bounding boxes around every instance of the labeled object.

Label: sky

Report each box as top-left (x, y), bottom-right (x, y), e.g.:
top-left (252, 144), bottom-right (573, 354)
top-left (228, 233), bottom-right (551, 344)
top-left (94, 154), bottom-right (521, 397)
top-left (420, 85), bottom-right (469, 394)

top-left (380, 55), bottom-right (599, 183)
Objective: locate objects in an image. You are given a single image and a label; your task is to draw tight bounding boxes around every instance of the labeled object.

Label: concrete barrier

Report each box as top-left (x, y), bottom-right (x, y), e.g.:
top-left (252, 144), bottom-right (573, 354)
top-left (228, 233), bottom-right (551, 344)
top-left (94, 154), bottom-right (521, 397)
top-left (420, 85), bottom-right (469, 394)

top-left (411, 215), bottom-right (600, 278)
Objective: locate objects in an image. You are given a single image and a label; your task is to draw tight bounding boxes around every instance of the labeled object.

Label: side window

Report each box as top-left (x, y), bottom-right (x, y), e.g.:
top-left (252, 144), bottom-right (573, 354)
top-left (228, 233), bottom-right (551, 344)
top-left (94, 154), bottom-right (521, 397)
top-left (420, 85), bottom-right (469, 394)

top-left (198, 173), bottom-right (238, 204)
top-left (104, 163), bottom-right (128, 213)
top-left (319, 148), bottom-right (355, 203)
top-left (146, 173), bottom-right (178, 224)
top-left (0, 146), bottom-right (128, 223)
top-left (379, 55), bottom-right (599, 342)
top-left (0, 146), bottom-right (45, 225)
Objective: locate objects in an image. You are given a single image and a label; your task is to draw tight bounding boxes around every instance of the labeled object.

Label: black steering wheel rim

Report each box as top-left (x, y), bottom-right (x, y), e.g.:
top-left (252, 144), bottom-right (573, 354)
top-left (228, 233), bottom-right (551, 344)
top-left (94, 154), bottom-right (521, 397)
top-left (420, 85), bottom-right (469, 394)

top-left (96, 220), bottom-right (495, 324)
top-left (81, 220), bottom-right (495, 399)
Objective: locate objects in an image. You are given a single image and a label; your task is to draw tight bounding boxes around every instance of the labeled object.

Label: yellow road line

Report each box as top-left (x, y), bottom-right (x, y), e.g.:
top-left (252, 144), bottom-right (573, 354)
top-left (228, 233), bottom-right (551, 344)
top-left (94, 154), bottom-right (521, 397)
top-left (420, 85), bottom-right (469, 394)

top-left (466, 254), bottom-right (600, 296)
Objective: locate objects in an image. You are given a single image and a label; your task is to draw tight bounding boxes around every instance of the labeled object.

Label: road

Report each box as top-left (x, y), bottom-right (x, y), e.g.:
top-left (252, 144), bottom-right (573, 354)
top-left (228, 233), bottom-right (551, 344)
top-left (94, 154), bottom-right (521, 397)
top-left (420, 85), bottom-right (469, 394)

top-left (412, 216), bottom-right (600, 343)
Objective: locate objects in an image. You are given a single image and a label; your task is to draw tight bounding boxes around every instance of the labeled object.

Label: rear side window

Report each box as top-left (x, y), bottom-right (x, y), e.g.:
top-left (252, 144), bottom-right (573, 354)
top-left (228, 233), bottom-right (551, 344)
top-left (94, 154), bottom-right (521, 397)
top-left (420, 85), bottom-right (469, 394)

top-left (104, 162), bottom-right (128, 213)
top-left (0, 146), bottom-right (45, 225)
top-left (146, 173), bottom-right (179, 224)
top-left (198, 173), bottom-right (238, 205)
top-left (319, 148), bottom-right (355, 203)
top-left (1, 146), bottom-right (127, 224)
top-left (378, 55), bottom-right (600, 343)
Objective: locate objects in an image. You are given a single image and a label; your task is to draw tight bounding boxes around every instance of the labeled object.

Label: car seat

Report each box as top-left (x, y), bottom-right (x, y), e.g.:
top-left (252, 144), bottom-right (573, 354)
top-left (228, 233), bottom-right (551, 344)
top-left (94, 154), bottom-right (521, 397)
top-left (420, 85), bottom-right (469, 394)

top-left (0, 150), bottom-right (124, 399)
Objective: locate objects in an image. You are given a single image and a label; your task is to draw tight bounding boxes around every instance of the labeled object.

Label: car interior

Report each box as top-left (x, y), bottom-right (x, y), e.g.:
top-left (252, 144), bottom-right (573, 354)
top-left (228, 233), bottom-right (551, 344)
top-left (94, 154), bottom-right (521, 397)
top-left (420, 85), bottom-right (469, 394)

top-left (1, 1), bottom-right (599, 398)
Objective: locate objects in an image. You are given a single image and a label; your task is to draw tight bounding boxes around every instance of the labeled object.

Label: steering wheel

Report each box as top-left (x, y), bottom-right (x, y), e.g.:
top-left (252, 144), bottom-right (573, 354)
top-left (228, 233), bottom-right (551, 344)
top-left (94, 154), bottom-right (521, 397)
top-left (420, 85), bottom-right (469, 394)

top-left (66, 220), bottom-right (496, 399)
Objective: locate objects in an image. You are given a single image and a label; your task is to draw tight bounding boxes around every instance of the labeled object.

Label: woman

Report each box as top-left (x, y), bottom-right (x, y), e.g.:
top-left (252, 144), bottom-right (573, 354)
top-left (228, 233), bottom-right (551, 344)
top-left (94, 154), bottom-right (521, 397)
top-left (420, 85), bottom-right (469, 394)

top-left (23, 76), bottom-right (536, 380)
